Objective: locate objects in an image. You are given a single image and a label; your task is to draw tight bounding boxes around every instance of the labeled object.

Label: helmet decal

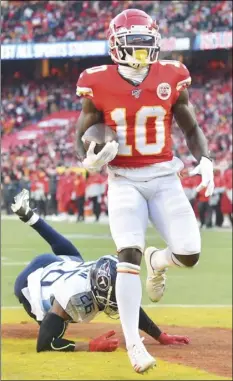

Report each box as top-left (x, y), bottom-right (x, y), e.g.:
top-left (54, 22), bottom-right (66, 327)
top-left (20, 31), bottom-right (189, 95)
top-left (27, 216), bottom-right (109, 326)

top-left (90, 256), bottom-right (119, 319)
top-left (96, 261), bottom-right (111, 292)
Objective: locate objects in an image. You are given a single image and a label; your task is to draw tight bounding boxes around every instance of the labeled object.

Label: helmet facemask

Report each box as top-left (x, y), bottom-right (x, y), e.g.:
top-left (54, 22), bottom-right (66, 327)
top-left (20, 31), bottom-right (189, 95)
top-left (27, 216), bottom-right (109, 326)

top-left (109, 25), bottom-right (161, 68)
top-left (94, 285), bottom-right (119, 319)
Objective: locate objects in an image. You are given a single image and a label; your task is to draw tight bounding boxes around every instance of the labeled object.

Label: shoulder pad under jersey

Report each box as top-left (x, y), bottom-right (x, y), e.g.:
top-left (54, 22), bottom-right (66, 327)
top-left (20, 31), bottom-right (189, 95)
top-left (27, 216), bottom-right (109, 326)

top-left (159, 60), bottom-right (191, 91)
top-left (76, 65), bottom-right (109, 98)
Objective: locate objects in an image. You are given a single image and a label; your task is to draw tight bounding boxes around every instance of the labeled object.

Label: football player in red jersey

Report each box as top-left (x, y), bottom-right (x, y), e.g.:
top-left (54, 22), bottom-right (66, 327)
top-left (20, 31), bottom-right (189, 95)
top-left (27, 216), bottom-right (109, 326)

top-left (76, 9), bottom-right (214, 373)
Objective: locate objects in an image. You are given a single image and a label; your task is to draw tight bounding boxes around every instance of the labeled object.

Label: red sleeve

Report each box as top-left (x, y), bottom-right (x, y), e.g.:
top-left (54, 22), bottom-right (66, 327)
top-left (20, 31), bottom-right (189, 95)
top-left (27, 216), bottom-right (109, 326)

top-left (170, 62), bottom-right (192, 103)
top-left (76, 65), bottom-right (108, 111)
top-left (175, 63), bottom-right (191, 92)
top-left (76, 70), bottom-right (94, 100)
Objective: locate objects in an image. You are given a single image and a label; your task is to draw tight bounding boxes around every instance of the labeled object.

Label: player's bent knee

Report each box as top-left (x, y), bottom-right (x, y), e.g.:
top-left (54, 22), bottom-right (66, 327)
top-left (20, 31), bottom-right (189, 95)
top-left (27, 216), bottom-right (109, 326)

top-left (173, 253), bottom-right (200, 267)
top-left (118, 248), bottom-right (142, 266)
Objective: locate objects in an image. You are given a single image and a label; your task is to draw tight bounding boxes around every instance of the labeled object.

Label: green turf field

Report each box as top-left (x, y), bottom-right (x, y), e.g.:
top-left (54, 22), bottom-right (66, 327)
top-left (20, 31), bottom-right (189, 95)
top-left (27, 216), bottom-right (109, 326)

top-left (1, 219), bottom-right (232, 380)
top-left (1, 219), bottom-right (232, 307)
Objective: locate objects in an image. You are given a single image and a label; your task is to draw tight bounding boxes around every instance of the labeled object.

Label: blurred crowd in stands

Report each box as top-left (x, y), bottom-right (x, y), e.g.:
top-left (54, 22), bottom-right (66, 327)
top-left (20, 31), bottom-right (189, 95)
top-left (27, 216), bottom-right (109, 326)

top-left (1, 167), bottom-right (109, 222)
top-left (173, 76), bottom-right (232, 169)
top-left (2, 78), bottom-right (81, 135)
top-left (1, 0), bottom-right (232, 43)
top-left (2, 155), bottom-right (232, 227)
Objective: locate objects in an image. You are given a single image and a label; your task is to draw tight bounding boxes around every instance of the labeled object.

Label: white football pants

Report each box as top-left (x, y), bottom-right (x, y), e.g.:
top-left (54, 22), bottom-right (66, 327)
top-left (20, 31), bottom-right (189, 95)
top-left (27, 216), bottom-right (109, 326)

top-left (108, 173), bottom-right (201, 254)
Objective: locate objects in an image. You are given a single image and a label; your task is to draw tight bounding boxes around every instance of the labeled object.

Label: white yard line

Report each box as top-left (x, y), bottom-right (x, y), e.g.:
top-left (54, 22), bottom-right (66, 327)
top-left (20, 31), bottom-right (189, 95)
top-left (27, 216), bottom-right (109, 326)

top-left (3, 248), bottom-right (37, 251)
top-left (2, 214), bottom-right (232, 230)
top-left (143, 304), bottom-right (232, 308)
top-left (2, 262), bottom-right (29, 266)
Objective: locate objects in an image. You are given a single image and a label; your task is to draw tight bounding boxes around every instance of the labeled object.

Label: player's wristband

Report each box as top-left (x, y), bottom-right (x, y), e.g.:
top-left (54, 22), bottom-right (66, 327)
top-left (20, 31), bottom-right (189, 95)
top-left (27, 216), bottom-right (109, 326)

top-left (50, 338), bottom-right (75, 352)
top-left (19, 209), bottom-right (34, 223)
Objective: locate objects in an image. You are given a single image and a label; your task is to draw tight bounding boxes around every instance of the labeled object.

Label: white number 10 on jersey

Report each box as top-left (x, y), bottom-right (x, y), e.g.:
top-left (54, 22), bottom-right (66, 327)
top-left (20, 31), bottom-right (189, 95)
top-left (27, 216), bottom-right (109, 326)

top-left (110, 106), bottom-right (167, 156)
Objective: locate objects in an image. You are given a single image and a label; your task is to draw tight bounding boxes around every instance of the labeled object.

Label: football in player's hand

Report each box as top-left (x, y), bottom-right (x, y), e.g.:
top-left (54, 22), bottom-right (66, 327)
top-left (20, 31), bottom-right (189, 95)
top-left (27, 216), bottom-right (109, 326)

top-left (82, 123), bottom-right (117, 154)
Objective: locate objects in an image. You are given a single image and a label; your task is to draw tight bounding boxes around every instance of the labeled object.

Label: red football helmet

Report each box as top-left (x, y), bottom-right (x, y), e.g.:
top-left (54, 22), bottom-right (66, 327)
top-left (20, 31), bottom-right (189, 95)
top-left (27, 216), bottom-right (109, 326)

top-left (107, 9), bottom-right (161, 68)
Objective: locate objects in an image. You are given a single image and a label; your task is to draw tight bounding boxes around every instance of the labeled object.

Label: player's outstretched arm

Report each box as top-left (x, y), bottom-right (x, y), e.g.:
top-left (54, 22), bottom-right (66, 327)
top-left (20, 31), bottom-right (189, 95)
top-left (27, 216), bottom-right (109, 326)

top-left (139, 308), bottom-right (189, 345)
top-left (11, 189), bottom-right (82, 259)
top-left (75, 98), bottom-right (103, 161)
top-left (173, 89), bottom-right (214, 197)
top-left (37, 300), bottom-right (119, 353)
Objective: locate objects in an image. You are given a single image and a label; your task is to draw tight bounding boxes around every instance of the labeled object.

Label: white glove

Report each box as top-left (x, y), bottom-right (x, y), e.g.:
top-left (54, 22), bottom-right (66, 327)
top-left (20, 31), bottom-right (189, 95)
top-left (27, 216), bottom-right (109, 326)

top-left (82, 141), bottom-right (119, 171)
top-left (189, 156), bottom-right (215, 197)
top-left (11, 189), bottom-right (30, 214)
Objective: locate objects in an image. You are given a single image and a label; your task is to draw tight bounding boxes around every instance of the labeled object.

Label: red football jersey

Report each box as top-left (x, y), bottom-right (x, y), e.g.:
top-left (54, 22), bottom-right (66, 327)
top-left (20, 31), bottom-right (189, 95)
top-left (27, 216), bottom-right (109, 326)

top-left (76, 61), bottom-right (191, 168)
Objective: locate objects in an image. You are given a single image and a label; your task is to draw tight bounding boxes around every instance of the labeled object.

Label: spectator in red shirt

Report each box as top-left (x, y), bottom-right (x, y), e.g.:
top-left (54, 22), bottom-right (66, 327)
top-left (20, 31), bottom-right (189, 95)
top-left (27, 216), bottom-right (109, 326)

top-left (208, 169), bottom-right (225, 227)
top-left (86, 172), bottom-right (105, 221)
top-left (56, 171), bottom-right (76, 216)
top-left (31, 171), bottom-right (48, 217)
top-left (74, 173), bottom-right (86, 222)
top-left (210, 169), bottom-right (224, 227)
top-left (46, 167), bottom-right (58, 216)
top-left (56, 173), bottom-right (67, 214)
top-left (221, 164), bottom-right (232, 225)
top-left (66, 171), bottom-right (78, 216)
top-left (196, 187), bottom-right (211, 228)
top-left (180, 169), bottom-right (198, 209)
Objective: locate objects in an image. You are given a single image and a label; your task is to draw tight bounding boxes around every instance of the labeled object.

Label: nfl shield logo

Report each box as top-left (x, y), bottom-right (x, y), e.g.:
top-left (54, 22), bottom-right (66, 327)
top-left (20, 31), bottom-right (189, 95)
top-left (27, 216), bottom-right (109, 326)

top-left (132, 89), bottom-right (142, 99)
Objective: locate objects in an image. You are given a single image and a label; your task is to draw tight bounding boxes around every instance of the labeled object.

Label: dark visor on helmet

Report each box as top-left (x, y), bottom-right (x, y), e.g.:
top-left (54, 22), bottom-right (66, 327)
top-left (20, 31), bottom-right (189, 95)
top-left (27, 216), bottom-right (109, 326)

top-left (125, 34), bottom-right (155, 46)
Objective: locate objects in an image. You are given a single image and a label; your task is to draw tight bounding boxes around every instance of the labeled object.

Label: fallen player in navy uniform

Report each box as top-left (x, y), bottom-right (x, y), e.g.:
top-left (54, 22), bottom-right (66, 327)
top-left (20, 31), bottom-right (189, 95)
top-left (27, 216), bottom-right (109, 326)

top-left (11, 189), bottom-right (189, 353)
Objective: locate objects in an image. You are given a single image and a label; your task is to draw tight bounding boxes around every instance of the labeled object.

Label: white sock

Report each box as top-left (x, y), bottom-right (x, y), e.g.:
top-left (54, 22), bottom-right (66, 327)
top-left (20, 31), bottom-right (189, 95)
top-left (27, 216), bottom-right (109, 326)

top-left (116, 262), bottom-right (142, 348)
top-left (151, 247), bottom-right (184, 270)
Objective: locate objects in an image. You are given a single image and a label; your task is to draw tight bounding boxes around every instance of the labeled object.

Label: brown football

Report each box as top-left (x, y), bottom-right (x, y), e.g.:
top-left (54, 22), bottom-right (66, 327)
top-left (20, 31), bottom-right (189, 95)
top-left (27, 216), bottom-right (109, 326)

top-left (82, 123), bottom-right (117, 154)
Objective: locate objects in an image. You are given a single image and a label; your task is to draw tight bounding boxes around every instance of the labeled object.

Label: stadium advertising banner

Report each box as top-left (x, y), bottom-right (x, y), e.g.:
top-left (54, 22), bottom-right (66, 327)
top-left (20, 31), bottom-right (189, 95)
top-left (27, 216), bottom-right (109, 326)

top-left (1, 37), bottom-right (190, 60)
top-left (1, 40), bottom-right (107, 60)
top-left (2, 32), bottom-right (231, 59)
top-left (193, 31), bottom-right (232, 50)
top-left (160, 37), bottom-right (190, 51)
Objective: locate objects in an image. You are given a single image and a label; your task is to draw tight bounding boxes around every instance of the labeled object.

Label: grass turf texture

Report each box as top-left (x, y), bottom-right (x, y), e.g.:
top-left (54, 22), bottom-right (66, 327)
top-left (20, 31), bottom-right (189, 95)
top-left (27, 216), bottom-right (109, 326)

top-left (2, 340), bottom-right (231, 381)
top-left (2, 220), bottom-right (232, 306)
top-left (1, 220), bottom-right (232, 380)
top-left (2, 306), bottom-right (232, 328)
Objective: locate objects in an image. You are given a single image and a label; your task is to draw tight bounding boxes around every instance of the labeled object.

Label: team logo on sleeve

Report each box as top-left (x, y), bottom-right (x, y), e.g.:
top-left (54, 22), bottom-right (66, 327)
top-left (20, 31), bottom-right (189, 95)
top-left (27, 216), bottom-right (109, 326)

top-left (157, 83), bottom-right (171, 100)
top-left (132, 89), bottom-right (142, 99)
